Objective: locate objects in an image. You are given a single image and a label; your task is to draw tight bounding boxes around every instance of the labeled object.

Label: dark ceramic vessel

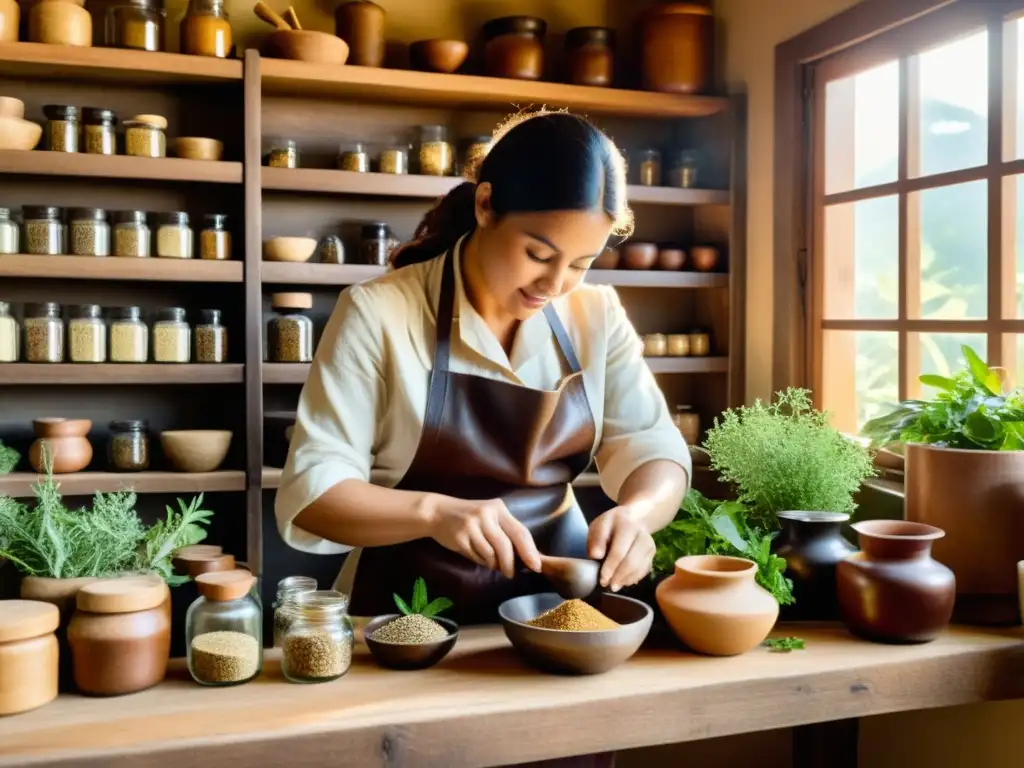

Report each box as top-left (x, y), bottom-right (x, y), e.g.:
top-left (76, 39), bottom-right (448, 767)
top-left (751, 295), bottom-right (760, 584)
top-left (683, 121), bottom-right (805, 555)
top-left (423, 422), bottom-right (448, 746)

top-left (837, 520), bottom-right (955, 644)
top-left (773, 510), bottom-right (857, 620)
top-left (363, 614), bottom-right (458, 670)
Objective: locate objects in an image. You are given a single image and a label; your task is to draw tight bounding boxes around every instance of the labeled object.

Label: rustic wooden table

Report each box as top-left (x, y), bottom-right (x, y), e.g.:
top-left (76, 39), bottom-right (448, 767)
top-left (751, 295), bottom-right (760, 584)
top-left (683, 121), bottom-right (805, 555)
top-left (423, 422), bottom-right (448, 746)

top-left (2, 624), bottom-right (1022, 768)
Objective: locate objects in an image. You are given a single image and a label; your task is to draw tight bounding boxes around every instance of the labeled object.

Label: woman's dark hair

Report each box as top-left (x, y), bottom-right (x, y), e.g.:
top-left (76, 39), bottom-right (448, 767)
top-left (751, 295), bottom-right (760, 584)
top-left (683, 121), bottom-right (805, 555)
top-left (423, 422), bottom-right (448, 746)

top-left (391, 110), bottom-right (633, 268)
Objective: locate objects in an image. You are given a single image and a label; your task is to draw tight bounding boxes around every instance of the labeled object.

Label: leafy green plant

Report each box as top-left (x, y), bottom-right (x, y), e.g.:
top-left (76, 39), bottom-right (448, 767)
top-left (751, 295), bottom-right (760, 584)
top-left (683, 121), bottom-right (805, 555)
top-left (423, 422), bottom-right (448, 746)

top-left (393, 577), bottom-right (453, 618)
top-left (764, 637), bottom-right (805, 652)
top-left (652, 489), bottom-right (794, 606)
top-left (704, 388), bottom-right (876, 519)
top-left (134, 494), bottom-right (215, 586)
top-left (0, 440), bottom-right (19, 475)
top-left (862, 344), bottom-right (1024, 450)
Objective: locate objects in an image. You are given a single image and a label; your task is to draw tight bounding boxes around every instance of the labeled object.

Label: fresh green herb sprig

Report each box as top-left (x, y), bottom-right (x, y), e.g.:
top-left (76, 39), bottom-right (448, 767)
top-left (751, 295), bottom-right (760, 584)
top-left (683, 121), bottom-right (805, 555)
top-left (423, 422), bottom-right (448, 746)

top-left (764, 637), bottom-right (805, 652)
top-left (393, 577), bottom-right (453, 618)
top-left (136, 494), bottom-right (215, 586)
top-left (0, 440), bottom-right (19, 475)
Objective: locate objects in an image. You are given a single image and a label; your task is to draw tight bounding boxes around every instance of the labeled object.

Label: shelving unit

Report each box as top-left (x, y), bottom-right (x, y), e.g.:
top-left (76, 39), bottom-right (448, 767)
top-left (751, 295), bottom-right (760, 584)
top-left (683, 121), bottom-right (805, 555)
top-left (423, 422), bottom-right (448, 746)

top-left (0, 151), bottom-right (243, 183)
top-left (0, 254), bottom-right (243, 283)
top-left (0, 364), bottom-right (244, 384)
top-left (0, 470), bottom-right (246, 498)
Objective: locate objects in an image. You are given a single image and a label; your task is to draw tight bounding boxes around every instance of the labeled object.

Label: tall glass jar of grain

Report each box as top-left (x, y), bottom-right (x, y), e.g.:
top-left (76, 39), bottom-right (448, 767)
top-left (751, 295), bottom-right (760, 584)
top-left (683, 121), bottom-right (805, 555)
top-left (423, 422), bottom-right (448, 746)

top-left (69, 208), bottom-right (110, 257)
top-left (23, 303), bottom-right (64, 363)
top-left (200, 214), bottom-right (230, 260)
top-left (272, 575), bottom-right (317, 648)
top-left (81, 108), bottom-right (117, 155)
top-left (186, 570), bottom-right (262, 687)
top-left (416, 125), bottom-right (453, 176)
top-left (267, 140), bottom-right (298, 169)
top-left (194, 308), bottom-right (227, 363)
top-left (267, 293), bottom-right (314, 363)
top-left (113, 210), bottom-right (151, 258)
top-left (23, 206), bottom-right (63, 255)
top-left (153, 307), bottom-right (190, 363)
top-left (105, 0), bottom-right (165, 51)
top-left (0, 301), bottom-right (18, 363)
top-left (108, 419), bottom-right (150, 471)
top-left (155, 212), bottom-right (193, 259)
top-left (109, 306), bottom-right (148, 363)
top-left (68, 304), bottom-right (107, 363)
top-left (181, 0), bottom-right (232, 58)
top-left (377, 145), bottom-right (408, 174)
top-left (280, 591), bottom-right (353, 684)
top-left (43, 104), bottom-right (79, 153)
top-left (0, 208), bottom-right (18, 255)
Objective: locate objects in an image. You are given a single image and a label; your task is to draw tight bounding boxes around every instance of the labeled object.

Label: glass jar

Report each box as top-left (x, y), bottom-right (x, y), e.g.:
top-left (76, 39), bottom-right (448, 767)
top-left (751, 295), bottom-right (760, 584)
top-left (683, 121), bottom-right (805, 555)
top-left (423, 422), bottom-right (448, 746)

top-left (0, 301), bottom-right (18, 363)
top-left (105, 0), bottom-right (165, 52)
top-left (338, 143), bottom-right (369, 173)
top-left (267, 293), bottom-right (314, 363)
top-left (272, 575), bottom-right (317, 648)
top-left (200, 214), bottom-right (230, 260)
top-left (378, 146), bottom-right (408, 175)
top-left (108, 419), bottom-right (150, 471)
top-left (68, 304), bottom-right (107, 363)
top-left (643, 333), bottom-right (667, 357)
top-left (153, 307), bottom-right (190, 363)
top-left (23, 303), bottom-right (63, 363)
top-left (280, 591), bottom-right (353, 684)
top-left (68, 208), bottom-right (111, 257)
top-left (43, 104), bottom-right (79, 153)
top-left (186, 570), bottom-right (262, 687)
top-left (666, 333), bottom-right (690, 357)
top-left (113, 210), bottom-right (151, 258)
top-left (417, 125), bottom-right (453, 176)
top-left (181, 0), bottom-right (232, 58)
top-left (109, 306), bottom-right (149, 363)
top-left (459, 135), bottom-right (490, 175)
top-left (636, 149), bottom-right (662, 187)
top-left (317, 235), bottom-right (344, 264)
top-left (668, 150), bottom-right (700, 189)
top-left (565, 26), bottom-right (614, 87)
top-left (125, 118), bottom-right (166, 158)
top-left (0, 207), bottom-right (18, 255)
top-left (268, 140), bottom-right (298, 169)
top-left (0, 600), bottom-right (59, 717)
top-left (360, 222), bottom-right (396, 266)
top-left (23, 206), bottom-right (63, 255)
top-left (673, 405), bottom-right (700, 446)
top-left (156, 212), bottom-right (193, 259)
top-left (689, 329), bottom-right (711, 357)
top-left (82, 108), bottom-right (117, 155)
top-left (195, 308), bottom-right (227, 363)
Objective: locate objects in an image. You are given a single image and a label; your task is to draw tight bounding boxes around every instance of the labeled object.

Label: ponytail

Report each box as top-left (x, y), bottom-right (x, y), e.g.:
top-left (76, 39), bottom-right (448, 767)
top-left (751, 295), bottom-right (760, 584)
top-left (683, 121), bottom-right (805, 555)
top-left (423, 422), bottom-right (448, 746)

top-left (390, 181), bottom-right (478, 269)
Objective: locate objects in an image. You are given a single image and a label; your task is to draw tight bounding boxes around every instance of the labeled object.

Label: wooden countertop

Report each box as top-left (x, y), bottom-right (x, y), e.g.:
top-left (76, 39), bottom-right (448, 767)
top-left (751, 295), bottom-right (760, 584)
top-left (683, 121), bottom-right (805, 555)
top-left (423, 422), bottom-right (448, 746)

top-left (3, 625), bottom-right (1023, 767)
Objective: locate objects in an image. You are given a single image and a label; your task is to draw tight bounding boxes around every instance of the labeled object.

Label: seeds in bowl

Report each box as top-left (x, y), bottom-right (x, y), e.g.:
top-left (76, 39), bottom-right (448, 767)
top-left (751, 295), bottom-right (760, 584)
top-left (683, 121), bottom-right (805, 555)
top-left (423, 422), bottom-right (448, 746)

top-left (526, 599), bottom-right (620, 631)
top-left (371, 614), bottom-right (449, 645)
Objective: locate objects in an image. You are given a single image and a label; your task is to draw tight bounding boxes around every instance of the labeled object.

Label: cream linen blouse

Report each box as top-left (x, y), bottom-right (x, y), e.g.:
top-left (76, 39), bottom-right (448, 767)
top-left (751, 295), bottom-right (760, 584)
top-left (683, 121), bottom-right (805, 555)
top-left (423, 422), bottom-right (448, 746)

top-left (275, 240), bottom-right (691, 558)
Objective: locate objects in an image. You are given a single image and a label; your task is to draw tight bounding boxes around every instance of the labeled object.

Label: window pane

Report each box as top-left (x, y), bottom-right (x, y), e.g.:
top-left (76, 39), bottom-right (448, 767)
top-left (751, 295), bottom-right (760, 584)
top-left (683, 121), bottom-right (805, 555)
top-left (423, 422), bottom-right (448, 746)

top-left (911, 332), bottom-right (987, 396)
top-left (1007, 175), bottom-right (1024, 318)
top-left (913, 180), bottom-right (987, 319)
top-left (821, 330), bottom-right (899, 434)
top-left (823, 196), bottom-right (898, 319)
top-left (913, 29), bottom-right (988, 177)
top-left (825, 60), bottom-right (899, 195)
top-left (1006, 17), bottom-right (1024, 160)
top-left (1015, 334), bottom-right (1024, 389)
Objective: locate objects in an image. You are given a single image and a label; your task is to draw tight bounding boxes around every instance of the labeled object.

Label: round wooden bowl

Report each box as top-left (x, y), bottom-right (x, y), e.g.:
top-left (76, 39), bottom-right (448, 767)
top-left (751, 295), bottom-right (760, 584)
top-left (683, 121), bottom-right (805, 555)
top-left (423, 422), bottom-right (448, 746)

top-left (263, 236), bottom-right (317, 263)
top-left (160, 430), bottom-right (232, 473)
top-left (363, 614), bottom-right (459, 670)
top-left (264, 30), bottom-right (349, 65)
top-left (410, 39), bottom-right (469, 73)
top-left (0, 96), bottom-right (25, 119)
top-left (174, 137), bottom-right (223, 161)
top-left (0, 117), bottom-right (42, 150)
top-left (657, 247), bottom-right (686, 271)
top-left (622, 242), bottom-right (658, 270)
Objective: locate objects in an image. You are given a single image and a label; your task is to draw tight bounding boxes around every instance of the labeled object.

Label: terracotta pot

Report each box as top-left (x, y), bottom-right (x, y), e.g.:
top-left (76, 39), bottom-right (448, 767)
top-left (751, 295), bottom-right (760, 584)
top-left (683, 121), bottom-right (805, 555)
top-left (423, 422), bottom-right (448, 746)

top-left (482, 16), bottom-right (546, 81)
top-left (564, 26), bottom-right (614, 87)
top-left (29, 417), bottom-right (93, 474)
top-left (690, 246), bottom-right (720, 272)
top-left (639, 3), bottom-right (713, 95)
top-left (905, 442), bottom-right (1024, 625)
top-left (335, 0), bottom-right (385, 67)
top-left (773, 511), bottom-right (856, 621)
top-left (837, 520), bottom-right (955, 643)
top-left (622, 242), bottom-right (657, 270)
top-left (657, 248), bottom-right (686, 271)
top-left (655, 555), bottom-right (779, 656)
top-left (592, 248), bottom-right (620, 270)
top-left (20, 576), bottom-right (98, 691)
top-left (0, 0), bottom-right (19, 42)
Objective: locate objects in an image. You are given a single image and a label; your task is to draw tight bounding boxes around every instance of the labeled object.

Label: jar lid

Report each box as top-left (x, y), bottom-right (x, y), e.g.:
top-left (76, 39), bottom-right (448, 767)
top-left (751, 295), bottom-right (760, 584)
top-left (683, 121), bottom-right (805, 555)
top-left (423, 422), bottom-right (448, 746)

top-left (565, 26), bottom-right (615, 47)
top-left (130, 114), bottom-right (168, 130)
top-left (69, 304), bottom-right (102, 319)
top-left (203, 213), bottom-right (227, 228)
top-left (271, 292), bottom-right (313, 310)
top-left (68, 207), bottom-right (107, 222)
top-left (273, 139), bottom-right (298, 150)
top-left (198, 308), bottom-right (222, 324)
top-left (340, 143), bottom-right (367, 154)
top-left (418, 125), bottom-right (448, 142)
top-left (158, 211), bottom-right (189, 227)
top-left (0, 600), bottom-right (59, 643)
top-left (82, 107), bottom-right (116, 124)
top-left (0, 300), bottom-right (9, 313)
top-left (114, 210), bottom-right (148, 225)
top-left (276, 575), bottom-right (318, 593)
top-left (76, 574), bottom-right (168, 614)
top-left (636, 148), bottom-right (662, 159)
top-left (25, 302), bottom-right (60, 317)
top-left (109, 305), bottom-right (142, 320)
top-left (155, 306), bottom-right (187, 323)
top-left (172, 552), bottom-right (235, 578)
top-left (482, 15), bottom-right (547, 40)
top-left (196, 569), bottom-right (255, 602)
top-left (0, 207), bottom-right (11, 216)
top-left (174, 544), bottom-right (223, 558)
top-left (360, 222), bottom-right (391, 238)
top-left (42, 104), bottom-right (78, 120)
top-left (110, 419), bottom-right (148, 431)
top-left (23, 205), bottom-right (61, 220)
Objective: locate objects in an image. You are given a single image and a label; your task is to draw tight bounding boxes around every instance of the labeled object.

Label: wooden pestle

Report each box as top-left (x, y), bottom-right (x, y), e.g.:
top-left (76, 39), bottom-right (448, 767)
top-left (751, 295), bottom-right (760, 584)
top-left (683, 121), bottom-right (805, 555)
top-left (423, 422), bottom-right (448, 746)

top-left (254, 1), bottom-right (291, 30)
top-left (284, 6), bottom-right (302, 30)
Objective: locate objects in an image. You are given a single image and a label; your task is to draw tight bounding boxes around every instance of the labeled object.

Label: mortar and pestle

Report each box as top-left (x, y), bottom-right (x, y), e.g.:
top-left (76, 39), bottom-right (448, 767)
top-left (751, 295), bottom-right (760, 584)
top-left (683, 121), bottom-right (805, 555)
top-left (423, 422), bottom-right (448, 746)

top-left (255, 2), bottom-right (349, 64)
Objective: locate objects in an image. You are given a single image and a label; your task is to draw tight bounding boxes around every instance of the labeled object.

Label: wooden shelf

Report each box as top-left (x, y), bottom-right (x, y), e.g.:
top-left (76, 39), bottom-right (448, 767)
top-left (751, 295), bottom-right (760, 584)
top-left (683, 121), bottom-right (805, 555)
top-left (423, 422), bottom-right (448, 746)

top-left (259, 58), bottom-right (730, 119)
top-left (0, 470), bottom-right (246, 498)
top-left (0, 42), bottom-right (242, 84)
top-left (627, 186), bottom-right (730, 206)
top-left (261, 465), bottom-right (601, 490)
top-left (0, 364), bottom-right (244, 385)
top-left (585, 270), bottom-right (728, 288)
top-left (263, 363), bottom-right (309, 384)
top-left (0, 151), bottom-right (243, 184)
top-left (0, 254), bottom-right (243, 283)
top-left (262, 262), bottom-right (385, 285)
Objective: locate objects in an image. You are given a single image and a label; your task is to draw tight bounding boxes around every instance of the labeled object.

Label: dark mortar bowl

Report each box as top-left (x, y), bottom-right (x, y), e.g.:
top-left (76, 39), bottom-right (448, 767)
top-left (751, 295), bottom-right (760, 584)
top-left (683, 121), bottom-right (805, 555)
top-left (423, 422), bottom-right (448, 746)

top-left (363, 614), bottom-right (459, 670)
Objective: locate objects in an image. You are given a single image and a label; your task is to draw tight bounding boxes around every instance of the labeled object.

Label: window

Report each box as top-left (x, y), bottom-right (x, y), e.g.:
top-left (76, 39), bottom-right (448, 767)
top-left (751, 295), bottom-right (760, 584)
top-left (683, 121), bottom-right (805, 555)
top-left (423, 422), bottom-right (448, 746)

top-left (806, 2), bottom-right (1024, 433)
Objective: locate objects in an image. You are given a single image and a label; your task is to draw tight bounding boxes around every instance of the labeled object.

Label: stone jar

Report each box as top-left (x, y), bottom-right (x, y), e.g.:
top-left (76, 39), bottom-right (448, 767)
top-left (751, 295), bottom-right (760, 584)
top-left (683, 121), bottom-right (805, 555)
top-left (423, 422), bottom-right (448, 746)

top-left (773, 511), bottom-right (857, 620)
top-left (655, 555), bottom-right (779, 656)
top-left (837, 520), bottom-right (955, 644)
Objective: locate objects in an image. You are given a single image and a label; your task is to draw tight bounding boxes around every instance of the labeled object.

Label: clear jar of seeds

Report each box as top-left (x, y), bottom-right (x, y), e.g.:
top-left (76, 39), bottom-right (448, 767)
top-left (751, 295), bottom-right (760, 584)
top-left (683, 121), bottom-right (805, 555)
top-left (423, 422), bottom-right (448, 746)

top-left (82, 108), bottom-right (117, 155)
top-left (272, 576), bottom-right (317, 647)
top-left (23, 302), bottom-right (64, 363)
top-left (125, 118), bottom-right (166, 158)
top-left (109, 306), bottom-right (148, 363)
top-left (337, 143), bottom-right (369, 172)
top-left (0, 301), bottom-right (18, 363)
top-left (267, 293), bottom-right (314, 363)
top-left (378, 146), bottom-right (409, 175)
top-left (281, 591), bottom-right (353, 684)
top-left (417, 125), bottom-right (453, 176)
top-left (43, 105), bottom-right (79, 153)
top-left (0, 208), bottom-right (18, 255)
top-left (153, 307), bottom-right (190, 363)
top-left (23, 206), bottom-right (63, 255)
top-left (360, 222), bottom-right (397, 267)
top-left (113, 210), bottom-right (151, 258)
top-left (108, 419), bottom-right (150, 471)
top-left (155, 212), bottom-right (193, 259)
top-left (459, 135), bottom-right (491, 175)
top-left (200, 214), bottom-right (230, 260)
top-left (69, 208), bottom-right (111, 257)
top-left (68, 304), bottom-right (107, 363)
top-left (186, 570), bottom-right (263, 687)
top-left (268, 140), bottom-right (298, 168)
top-left (195, 308), bottom-right (227, 363)
top-left (636, 148), bottom-right (662, 187)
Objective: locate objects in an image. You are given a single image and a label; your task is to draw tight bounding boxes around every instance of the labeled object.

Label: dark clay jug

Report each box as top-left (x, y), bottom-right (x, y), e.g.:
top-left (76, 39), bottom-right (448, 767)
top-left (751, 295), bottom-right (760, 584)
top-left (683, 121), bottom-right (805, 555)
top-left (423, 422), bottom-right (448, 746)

top-left (773, 511), bottom-right (856, 620)
top-left (837, 520), bottom-right (955, 644)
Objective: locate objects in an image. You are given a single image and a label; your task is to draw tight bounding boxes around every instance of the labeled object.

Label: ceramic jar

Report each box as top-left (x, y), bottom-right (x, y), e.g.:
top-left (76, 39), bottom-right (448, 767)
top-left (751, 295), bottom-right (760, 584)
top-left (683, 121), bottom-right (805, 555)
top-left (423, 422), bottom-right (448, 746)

top-left (773, 511), bottom-right (857, 621)
top-left (29, 418), bottom-right (93, 474)
top-left (837, 520), bottom-right (956, 644)
top-left (639, 3), bottom-right (713, 94)
top-left (0, 601), bottom-right (59, 715)
top-left (335, 0), bottom-right (385, 67)
top-left (29, 0), bottom-right (92, 46)
top-left (0, 0), bottom-right (19, 42)
top-left (656, 555), bottom-right (779, 656)
top-left (564, 27), bottom-right (614, 87)
top-left (20, 576), bottom-right (98, 691)
top-left (482, 16), bottom-right (546, 80)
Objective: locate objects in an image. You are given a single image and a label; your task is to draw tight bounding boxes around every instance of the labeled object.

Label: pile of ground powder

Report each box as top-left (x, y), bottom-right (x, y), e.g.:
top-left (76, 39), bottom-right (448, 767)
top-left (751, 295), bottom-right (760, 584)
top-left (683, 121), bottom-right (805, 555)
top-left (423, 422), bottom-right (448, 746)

top-left (526, 599), bottom-right (620, 631)
top-left (371, 614), bottom-right (449, 644)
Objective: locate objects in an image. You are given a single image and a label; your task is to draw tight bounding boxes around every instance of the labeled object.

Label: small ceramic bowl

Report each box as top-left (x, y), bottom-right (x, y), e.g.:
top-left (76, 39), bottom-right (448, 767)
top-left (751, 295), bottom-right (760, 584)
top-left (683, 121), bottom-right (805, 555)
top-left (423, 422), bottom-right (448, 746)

top-left (363, 614), bottom-right (459, 670)
top-left (265, 30), bottom-right (350, 65)
top-left (592, 247), bottom-right (620, 270)
top-left (160, 429), bottom-right (232, 473)
top-left (264, 236), bottom-right (317, 263)
top-left (410, 39), bottom-right (470, 73)
top-left (498, 592), bottom-right (653, 675)
top-left (622, 242), bottom-right (658, 270)
top-left (174, 137), bottom-right (224, 161)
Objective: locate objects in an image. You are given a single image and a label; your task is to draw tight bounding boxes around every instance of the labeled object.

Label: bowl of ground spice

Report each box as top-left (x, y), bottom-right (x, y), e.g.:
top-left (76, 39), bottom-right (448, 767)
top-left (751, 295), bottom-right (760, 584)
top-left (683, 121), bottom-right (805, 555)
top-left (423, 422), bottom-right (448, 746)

top-left (498, 593), bottom-right (653, 675)
top-left (363, 613), bottom-right (459, 671)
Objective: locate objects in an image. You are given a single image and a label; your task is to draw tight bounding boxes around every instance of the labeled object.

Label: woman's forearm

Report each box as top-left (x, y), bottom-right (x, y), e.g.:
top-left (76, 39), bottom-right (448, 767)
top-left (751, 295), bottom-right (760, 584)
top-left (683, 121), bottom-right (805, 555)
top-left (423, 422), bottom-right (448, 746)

top-left (616, 459), bottom-right (689, 533)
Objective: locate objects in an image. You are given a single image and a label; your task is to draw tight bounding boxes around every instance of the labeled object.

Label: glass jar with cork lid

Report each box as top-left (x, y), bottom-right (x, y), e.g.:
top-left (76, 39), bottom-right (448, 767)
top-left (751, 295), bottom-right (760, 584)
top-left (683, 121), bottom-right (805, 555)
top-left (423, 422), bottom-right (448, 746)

top-left (280, 590), bottom-right (353, 684)
top-left (267, 293), bottom-right (314, 363)
top-left (109, 306), bottom-right (148, 362)
top-left (153, 307), bottom-right (190, 363)
top-left (186, 570), bottom-right (263, 687)
top-left (125, 114), bottom-right (167, 158)
top-left (68, 304), bottom-right (107, 363)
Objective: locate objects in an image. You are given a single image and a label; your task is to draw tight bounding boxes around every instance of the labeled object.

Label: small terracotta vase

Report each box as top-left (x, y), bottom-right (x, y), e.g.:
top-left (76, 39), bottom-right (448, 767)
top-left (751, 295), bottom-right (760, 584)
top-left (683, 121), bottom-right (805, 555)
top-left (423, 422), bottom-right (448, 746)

top-left (690, 246), bottom-right (720, 272)
top-left (837, 520), bottom-right (955, 644)
top-left (773, 511), bottom-right (857, 621)
top-left (29, 418), bottom-right (92, 474)
top-left (656, 555), bottom-right (779, 656)
top-left (622, 242), bottom-right (657, 270)
top-left (656, 247), bottom-right (686, 271)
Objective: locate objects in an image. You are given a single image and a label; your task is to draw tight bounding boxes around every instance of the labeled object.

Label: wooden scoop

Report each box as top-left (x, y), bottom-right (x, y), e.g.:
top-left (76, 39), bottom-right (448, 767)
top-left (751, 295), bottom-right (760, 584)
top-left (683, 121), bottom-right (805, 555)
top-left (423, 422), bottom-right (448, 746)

top-left (284, 6), bottom-right (302, 30)
top-left (254, 1), bottom-right (291, 30)
top-left (538, 555), bottom-right (601, 600)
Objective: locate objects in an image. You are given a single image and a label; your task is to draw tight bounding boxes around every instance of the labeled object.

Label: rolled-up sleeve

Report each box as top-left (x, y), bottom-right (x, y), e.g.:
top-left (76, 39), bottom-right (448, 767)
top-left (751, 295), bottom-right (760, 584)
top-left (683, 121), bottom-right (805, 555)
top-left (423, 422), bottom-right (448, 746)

top-left (275, 286), bottom-right (384, 554)
top-left (593, 287), bottom-right (692, 501)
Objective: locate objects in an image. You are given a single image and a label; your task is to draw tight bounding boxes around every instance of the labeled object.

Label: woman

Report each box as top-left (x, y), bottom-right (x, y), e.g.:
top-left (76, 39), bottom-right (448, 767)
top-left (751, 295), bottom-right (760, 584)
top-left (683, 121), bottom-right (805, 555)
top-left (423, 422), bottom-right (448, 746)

top-left (276, 111), bottom-right (691, 625)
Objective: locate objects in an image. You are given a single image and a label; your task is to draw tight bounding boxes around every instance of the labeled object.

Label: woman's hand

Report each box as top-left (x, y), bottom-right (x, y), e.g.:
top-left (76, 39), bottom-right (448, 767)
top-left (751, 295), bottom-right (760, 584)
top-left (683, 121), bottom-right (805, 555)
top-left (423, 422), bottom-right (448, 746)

top-left (587, 506), bottom-right (657, 592)
top-left (426, 496), bottom-right (542, 579)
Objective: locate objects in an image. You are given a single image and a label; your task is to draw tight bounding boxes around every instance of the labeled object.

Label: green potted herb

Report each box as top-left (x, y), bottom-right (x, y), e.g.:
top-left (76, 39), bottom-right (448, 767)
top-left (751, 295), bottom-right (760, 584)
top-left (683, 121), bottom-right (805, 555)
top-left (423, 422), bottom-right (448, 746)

top-left (862, 344), bottom-right (1024, 624)
top-left (0, 440), bottom-right (18, 475)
